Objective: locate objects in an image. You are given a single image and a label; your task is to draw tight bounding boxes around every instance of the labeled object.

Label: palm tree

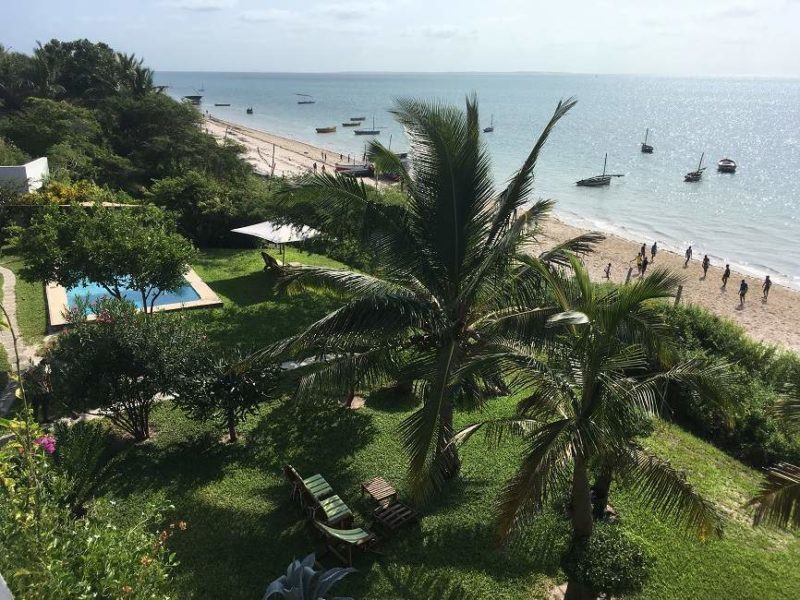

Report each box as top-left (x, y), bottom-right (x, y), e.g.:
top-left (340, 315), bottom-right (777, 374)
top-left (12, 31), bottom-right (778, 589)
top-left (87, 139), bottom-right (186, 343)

top-left (268, 95), bottom-right (601, 497)
top-left (453, 257), bottom-right (734, 599)
top-left (30, 42), bottom-right (65, 99)
top-left (748, 394), bottom-right (800, 528)
top-left (116, 52), bottom-right (154, 97)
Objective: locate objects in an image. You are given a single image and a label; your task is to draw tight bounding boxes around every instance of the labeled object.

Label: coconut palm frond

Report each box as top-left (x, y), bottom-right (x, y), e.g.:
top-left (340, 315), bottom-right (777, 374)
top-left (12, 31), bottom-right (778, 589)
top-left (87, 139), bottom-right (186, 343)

top-left (747, 462), bottom-right (800, 529)
top-left (494, 419), bottom-right (574, 543)
top-left (368, 140), bottom-right (414, 193)
top-left (622, 445), bottom-right (723, 540)
top-left (277, 266), bottom-right (416, 299)
top-left (294, 346), bottom-right (400, 401)
top-left (538, 232), bottom-right (605, 267)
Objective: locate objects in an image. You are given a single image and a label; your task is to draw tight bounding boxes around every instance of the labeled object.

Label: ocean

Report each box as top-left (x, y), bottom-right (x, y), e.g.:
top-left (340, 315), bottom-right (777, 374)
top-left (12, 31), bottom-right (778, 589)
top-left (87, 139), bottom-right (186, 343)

top-left (155, 71), bottom-right (800, 289)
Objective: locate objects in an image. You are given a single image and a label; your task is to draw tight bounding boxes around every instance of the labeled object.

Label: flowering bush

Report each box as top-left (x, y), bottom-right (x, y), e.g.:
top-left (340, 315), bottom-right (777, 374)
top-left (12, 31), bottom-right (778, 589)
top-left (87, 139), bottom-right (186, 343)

top-left (34, 434), bottom-right (56, 454)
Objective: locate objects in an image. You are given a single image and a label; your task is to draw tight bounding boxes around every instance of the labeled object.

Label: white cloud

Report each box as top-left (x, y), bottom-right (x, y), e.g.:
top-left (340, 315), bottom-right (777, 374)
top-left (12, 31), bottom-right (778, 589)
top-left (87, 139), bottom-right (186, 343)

top-left (240, 8), bottom-right (298, 22)
top-left (166, 0), bottom-right (236, 11)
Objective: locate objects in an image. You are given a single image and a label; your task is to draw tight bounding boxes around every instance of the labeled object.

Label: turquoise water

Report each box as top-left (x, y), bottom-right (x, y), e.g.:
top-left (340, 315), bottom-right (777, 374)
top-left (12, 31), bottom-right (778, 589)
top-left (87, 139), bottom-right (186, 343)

top-left (157, 72), bottom-right (800, 288)
top-left (67, 280), bottom-right (200, 309)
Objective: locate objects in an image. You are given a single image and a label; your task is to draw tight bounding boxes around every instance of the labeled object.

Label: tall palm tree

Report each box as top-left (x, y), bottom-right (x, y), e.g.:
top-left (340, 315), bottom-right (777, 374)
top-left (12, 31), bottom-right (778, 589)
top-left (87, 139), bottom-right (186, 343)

top-left (116, 52), bottom-right (154, 97)
top-left (748, 394), bottom-right (800, 528)
top-left (453, 257), bottom-right (735, 599)
top-left (30, 42), bottom-right (66, 99)
top-left (268, 95), bottom-right (601, 497)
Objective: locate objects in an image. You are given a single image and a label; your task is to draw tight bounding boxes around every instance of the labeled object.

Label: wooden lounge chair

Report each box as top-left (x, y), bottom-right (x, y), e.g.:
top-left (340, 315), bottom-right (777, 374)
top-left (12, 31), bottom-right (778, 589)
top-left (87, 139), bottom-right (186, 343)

top-left (283, 465), bottom-right (334, 507)
top-left (261, 251), bottom-right (284, 276)
top-left (313, 494), bottom-right (353, 528)
top-left (315, 521), bottom-right (379, 567)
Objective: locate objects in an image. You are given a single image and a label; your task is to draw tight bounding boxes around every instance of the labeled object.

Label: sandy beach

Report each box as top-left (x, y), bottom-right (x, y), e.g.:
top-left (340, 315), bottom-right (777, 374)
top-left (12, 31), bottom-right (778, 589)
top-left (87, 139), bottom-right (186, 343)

top-left (206, 116), bottom-right (800, 352)
top-left (205, 116), bottom-right (368, 179)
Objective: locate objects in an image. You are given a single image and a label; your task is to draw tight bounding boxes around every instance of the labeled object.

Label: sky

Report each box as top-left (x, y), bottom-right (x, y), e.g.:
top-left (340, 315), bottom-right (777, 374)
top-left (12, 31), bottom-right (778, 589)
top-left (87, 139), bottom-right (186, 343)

top-left (3, 0), bottom-right (800, 77)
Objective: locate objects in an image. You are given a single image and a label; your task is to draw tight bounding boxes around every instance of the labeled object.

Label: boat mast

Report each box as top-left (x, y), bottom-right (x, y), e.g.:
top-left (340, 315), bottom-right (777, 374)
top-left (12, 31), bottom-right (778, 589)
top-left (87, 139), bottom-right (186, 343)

top-left (698, 152), bottom-right (704, 171)
top-left (644, 128), bottom-right (649, 144)
top-left (602, 153), bottom-right (608, 177)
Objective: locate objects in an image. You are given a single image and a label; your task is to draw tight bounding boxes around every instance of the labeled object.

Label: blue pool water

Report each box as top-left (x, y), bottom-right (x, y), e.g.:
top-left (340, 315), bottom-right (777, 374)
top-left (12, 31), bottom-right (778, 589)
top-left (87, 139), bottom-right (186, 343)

top-left (67, 280), bottom-right (200, 310)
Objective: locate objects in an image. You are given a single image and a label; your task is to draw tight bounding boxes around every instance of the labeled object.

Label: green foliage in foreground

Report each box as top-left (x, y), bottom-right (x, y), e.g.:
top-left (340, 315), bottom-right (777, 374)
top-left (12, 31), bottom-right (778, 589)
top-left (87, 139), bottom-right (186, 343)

top-left (662, 303), bottom-right (800, 467)
top-left (102, 250), bottom-right (799, 600)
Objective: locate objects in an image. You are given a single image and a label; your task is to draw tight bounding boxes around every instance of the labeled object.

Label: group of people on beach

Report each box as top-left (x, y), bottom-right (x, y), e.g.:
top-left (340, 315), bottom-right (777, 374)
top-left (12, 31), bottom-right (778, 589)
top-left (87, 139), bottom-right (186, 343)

top-left (682, 245), bottom-right (772, 306)
top-left (603, 241), bottom-right (774, 308)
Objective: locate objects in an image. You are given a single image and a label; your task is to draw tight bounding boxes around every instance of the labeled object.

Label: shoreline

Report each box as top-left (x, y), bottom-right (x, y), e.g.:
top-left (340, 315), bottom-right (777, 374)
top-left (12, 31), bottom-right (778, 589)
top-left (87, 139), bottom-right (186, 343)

top-left (205, 115), bottom-right (800, 352)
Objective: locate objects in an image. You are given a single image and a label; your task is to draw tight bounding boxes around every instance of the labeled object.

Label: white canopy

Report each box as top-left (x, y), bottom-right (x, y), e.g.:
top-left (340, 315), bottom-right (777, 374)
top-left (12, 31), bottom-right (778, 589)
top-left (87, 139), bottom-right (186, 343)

top-left (231, 220), bottom-right (319, 244)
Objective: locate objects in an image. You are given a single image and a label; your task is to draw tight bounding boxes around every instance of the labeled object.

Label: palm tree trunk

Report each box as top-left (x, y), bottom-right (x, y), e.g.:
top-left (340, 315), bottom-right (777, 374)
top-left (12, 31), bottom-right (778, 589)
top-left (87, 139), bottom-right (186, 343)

top-left (227, 407), bottom-right (238, 442)
top-left (438, 400), bottom-right (461, 480)
top-left (592, 467), bottom-right (613, 520)
top-left (565, 454), bottom-right (595, 600)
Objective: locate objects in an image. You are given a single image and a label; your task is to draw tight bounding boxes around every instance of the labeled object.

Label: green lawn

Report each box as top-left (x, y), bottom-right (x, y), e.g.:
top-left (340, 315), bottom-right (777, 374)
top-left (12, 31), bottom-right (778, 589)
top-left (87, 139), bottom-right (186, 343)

top-left (104, 249), bottom-right (799, 599)
top-left (5, 247), bottom-right (799, 598)
top-left (0, 253), bottom-right (47, 347)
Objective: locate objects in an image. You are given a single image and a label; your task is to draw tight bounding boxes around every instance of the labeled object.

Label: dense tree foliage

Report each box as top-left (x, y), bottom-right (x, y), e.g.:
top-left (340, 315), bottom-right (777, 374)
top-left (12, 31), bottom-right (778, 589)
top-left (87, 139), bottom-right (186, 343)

top-left (46, 299), bottom-right (203, 440)
top-left (13, 203), bottom-right (196, 312)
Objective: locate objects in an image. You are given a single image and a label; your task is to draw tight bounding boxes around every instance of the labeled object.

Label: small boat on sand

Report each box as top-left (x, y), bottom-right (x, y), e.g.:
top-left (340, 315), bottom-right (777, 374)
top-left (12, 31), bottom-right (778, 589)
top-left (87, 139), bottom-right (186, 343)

top-left (350, 117), bottom-right (366, 121)
top-left (717, 158), bottom-right (737, 173)
top-left (315, 126), bottom-right (336, 134)
top-left (483, 115), bottom-right (494, 133)
top-left (641, 128), bottom-right (653, 153)
top-left (336, 163), bottom-right (374, 177)
top-left (684, 153), bottom-right (706, 182)
top-left (576, 153), bottom-right (624, 187)
top-left (342, 122), bottom-right (359, 127)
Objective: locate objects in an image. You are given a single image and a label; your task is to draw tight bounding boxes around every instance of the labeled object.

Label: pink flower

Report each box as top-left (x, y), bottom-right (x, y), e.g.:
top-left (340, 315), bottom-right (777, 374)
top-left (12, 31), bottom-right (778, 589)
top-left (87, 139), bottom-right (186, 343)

top-left (35, 435), bottom-right (56, 454)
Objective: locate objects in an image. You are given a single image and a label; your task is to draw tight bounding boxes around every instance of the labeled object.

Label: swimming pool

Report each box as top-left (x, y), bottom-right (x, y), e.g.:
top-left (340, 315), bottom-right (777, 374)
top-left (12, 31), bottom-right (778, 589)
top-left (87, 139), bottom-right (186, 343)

top-left (66, 280), bottom-right (201, 309)
top-left (46, 269), bottom-right (223, 331)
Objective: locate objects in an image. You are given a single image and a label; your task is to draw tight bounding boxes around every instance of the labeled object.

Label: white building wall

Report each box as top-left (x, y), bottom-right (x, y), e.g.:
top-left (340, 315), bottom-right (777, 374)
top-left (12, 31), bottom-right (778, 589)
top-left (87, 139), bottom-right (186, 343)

top-left (0, 157), bottom-right (49, 193)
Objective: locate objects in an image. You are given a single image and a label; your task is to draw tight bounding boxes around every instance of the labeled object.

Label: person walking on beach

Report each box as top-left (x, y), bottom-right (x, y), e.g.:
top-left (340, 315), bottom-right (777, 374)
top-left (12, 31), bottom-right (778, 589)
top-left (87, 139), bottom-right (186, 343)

top-left (604, 263), bottom-right (611, 280)
top-left (684, 245), bottom-right (692, 268)
top-left (763, 276), bottom-right (772, 301)
top-left (313, 162), bottom-right (317, 172)
top-left (651, 241), bottom-right (657, 261)
top-left (722, 264), bottom-right (731, 289)
top-left (738, 279), bottom-right (749, 306)
top-left (702, 255), bottom-right (710, 279)
top-left (640, 243), bottom-right (646, 258)
top-left (636, 253), bottom-right (643, 275)
top-left (641, 255), bottom-right (649, 275)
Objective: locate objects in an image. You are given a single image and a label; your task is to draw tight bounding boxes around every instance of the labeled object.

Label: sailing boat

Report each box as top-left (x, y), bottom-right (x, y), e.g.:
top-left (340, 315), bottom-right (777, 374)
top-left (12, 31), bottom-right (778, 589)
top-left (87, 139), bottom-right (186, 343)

top-left (198, 82), bottom-right (205, 92)
top-left (641, 128), bottom-right (653, 153)
top-left (684, 153), bottom-right (706, 182)
top-left (354, 114), bottom-right (380, 136)
top-left (296, 93), bottom-right (316, 105)
top-left (483, 115), bottom-right (494, 133)
top-left (576, 153), bottom-right (624, 187)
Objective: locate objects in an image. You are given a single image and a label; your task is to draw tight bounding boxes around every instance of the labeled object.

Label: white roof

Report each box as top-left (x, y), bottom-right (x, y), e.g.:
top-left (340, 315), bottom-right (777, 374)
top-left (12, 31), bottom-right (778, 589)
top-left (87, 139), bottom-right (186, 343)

top-left (230, 220), bottom-right (319, 244)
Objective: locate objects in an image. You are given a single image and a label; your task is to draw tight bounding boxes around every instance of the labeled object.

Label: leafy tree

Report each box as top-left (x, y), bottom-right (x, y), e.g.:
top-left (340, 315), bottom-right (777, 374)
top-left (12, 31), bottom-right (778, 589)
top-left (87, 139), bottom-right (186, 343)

top-left (0, 44), bottom-right (35, 110)
top-left (453, 259), bottom-right (735, 599)
top-left (266, 96), bottom-right (600, 497)
top-left (173, 349), bottom-right (283, 442)
top-left (46, 299), bottom-right (202, 441)
top-left (13, 203), bottom-right (196, 313)
top-left (0, 96), bottom-right (103, 158)
top-left (0, 136), bottom-right (29, 165)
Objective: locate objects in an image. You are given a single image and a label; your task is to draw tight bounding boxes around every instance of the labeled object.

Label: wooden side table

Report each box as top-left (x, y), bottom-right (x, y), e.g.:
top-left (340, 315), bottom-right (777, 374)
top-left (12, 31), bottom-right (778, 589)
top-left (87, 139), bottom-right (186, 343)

top-left (360, 476), bottom-right (398, 508)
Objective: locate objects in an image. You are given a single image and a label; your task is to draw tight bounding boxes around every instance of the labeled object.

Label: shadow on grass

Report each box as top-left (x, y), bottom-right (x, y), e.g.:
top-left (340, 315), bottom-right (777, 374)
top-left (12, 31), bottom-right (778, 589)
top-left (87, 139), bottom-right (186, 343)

top-left (206, 270), bottom-right (277, 307)
top-left (366, 386), bottom-right (420, 414)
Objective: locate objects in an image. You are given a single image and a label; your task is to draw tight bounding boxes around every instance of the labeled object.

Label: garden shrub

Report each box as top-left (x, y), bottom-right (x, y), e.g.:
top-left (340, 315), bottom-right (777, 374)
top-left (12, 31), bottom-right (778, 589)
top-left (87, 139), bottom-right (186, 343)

top-left (561, 524), bottom-right (651, 597)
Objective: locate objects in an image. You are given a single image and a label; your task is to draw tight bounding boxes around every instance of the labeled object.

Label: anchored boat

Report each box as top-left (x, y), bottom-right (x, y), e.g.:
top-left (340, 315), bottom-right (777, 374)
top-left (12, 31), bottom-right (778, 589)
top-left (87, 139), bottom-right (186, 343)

top-left (576, 153), bottom-right (624, 187)
top-left (354, 115), bottom-right (380, 136)
top-left (297, 93), bottom-right (316, 105)
top-left (641, 128), bottom-right (653, 153)
top-left (483, 115), bottom-right (494, 133)
top-left (684, 153), bottom-right (706, 182)
top-left (717, 158), bottom-right (737, 173)
top-left (315, 126), bottom-right (336, 134)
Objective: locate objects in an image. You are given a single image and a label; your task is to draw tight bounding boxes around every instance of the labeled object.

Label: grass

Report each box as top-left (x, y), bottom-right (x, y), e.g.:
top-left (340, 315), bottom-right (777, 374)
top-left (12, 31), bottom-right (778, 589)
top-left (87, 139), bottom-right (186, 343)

top-left (0, 253), bottom-right (48, 347)
top-left (103, 249), bottom-right (799, 599)
top-left (5, 246), bottom-right (799, 597)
